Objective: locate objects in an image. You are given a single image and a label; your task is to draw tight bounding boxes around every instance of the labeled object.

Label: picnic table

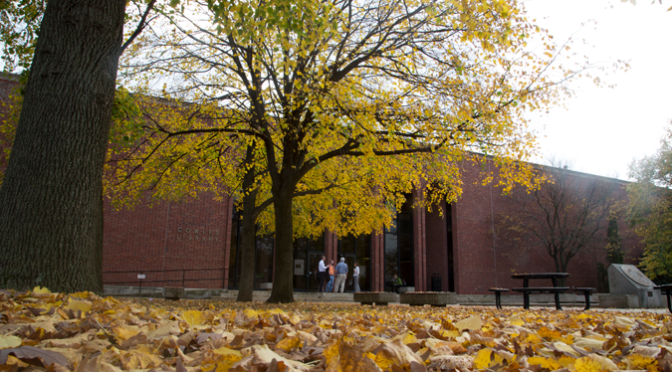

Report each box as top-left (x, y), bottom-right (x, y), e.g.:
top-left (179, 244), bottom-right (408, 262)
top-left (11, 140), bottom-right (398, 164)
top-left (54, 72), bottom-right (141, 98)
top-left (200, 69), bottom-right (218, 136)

top-left (654, 284), bottom-right (672, 313)
top-left (511, 272), bottom-right (569, 310)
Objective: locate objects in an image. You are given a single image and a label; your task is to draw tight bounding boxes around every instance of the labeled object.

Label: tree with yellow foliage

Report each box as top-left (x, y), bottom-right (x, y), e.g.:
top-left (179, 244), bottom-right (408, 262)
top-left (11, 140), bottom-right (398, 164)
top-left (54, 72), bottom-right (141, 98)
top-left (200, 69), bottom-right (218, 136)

top-left (119, 0), bottom-right (596, 302)
top-left (105, 96), bottom-right (420, 301)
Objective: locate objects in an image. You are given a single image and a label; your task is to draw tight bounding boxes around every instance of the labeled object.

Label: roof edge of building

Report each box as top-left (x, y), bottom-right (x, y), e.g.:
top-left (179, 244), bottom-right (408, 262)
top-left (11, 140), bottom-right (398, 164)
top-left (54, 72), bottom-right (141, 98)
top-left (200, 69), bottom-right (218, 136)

top-left (0, 72), bottom-right (20, 82)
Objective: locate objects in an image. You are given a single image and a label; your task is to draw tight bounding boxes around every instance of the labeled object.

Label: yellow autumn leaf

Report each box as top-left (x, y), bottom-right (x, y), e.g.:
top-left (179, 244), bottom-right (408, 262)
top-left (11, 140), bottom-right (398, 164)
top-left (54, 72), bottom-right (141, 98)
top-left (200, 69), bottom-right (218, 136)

top-left (214, 354), bottom-right (243, 371)
top-left (575, 354), bottom-right (618, 372)
top-left (540, 341), bottom-right (582, 357)
top-left (182, 310), bottom-right (204, 327)
top-left (244, 308), bottom-right (259, 318)
top-left (473, 348), bottom-right (512, 369)
top-left (439, 329), bottom-right (459, 338)
top-left (213, 347), bottom-right (243, 357)
top-left (120, 349), bottom-right (162, 369)
top-left (276, 335), bottom-right (303, 352)
top-left (455, 315), bottom-right (483, 331)
top-left (66, 299), bottom-right (92, 313)
top-left (557, 355), bottom-right (577, 367)
top-left (537, 326), bottom-right (562, 341)
top-left (626, 353), bottom-right (657, 369)
top-left (249, 344), bottom-right (310, 371)
top-left (0, 335), bottom-right (22, 349)
top-left (374, 349), bottom-right (397, 371)
top-left (508, 314), bottom-right (525, 326)
top-left (113, 326), bottom-right (139, 340)
top-left (32, 286), bottom-right (51, 294)
top-left (525, 332), bottom-right (543, 343)
top-left (528, 356), bottom-right (563, 370)
top-left (393, 331), bottom-right (417, 345)
top-left (5, 355), bottom-right (29, 368)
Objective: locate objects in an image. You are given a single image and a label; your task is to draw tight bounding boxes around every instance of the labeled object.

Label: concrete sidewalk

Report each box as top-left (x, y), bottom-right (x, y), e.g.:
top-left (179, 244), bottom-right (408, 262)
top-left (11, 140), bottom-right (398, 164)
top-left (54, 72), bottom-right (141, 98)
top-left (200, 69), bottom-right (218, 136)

top-left (103, 285), bottom-right (628, 309)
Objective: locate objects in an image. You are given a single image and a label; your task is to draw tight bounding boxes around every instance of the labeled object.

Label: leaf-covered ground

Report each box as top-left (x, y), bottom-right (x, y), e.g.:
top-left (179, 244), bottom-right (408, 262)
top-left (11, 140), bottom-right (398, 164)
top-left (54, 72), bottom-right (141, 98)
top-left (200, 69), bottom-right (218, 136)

top-left (1, 288), bottom-right (671, 372)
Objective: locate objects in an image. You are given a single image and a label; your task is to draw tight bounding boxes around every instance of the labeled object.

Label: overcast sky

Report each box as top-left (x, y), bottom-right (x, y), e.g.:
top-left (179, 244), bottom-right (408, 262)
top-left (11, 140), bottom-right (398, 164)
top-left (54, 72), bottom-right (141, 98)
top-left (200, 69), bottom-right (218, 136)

top-left (522, 0), bottom-right (672, 180)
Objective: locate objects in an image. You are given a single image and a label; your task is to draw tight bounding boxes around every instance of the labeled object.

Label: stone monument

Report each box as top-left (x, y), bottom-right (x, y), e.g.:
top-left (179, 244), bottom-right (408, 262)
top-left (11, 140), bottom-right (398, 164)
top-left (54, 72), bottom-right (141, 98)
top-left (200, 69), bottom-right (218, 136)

top-left (608, 264), bottom-right (661, 308)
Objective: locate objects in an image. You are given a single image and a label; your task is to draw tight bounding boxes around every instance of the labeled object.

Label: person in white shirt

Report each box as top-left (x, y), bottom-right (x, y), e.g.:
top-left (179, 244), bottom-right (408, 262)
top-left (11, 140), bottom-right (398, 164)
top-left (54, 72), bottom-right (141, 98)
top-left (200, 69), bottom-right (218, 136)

top-left (353, 262), bottom-right (361, 292)
top-left (318, 256), bottom-right (327, 292)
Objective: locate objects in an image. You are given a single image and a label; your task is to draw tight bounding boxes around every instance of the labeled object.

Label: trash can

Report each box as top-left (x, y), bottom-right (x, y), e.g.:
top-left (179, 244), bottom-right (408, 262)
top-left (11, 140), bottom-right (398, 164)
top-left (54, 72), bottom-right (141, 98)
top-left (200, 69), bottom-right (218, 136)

top-left (431, 273), bottom-right (442, 292)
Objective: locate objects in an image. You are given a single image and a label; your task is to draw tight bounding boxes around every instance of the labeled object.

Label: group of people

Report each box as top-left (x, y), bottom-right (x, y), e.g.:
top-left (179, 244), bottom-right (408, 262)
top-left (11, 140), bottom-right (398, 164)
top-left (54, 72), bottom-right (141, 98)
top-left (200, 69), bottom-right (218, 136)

top-left (317, 256), bottom-right (360, 293)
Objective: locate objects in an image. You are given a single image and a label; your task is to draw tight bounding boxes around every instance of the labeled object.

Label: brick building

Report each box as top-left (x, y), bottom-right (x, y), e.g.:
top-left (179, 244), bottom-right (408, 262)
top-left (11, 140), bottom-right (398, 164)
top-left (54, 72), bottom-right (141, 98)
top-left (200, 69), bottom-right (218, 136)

top-left (0, 74), bottom-right (642, 294)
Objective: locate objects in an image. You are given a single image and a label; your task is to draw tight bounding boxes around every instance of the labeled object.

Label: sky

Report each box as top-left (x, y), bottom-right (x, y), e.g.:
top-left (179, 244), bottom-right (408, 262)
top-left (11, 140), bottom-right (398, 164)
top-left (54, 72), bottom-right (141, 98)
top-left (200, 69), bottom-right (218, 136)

top-left (522, 0), bottom-right (672, 180)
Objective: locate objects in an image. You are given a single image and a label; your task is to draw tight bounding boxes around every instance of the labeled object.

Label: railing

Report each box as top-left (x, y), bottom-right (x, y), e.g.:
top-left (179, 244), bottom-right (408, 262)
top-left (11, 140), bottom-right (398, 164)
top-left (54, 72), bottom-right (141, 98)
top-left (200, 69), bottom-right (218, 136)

top-left (103, 268), bottom-right (227, 290)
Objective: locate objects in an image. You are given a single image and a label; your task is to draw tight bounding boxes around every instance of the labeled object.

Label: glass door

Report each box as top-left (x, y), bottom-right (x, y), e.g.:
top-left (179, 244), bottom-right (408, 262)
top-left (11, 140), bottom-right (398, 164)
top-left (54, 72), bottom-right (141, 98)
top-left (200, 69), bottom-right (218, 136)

top-left (384, 194), bottom-right (414, 289)
top-left (293, 235), bottom-right (325, 291)
top-left (308, 253), bottom-right (324, 291)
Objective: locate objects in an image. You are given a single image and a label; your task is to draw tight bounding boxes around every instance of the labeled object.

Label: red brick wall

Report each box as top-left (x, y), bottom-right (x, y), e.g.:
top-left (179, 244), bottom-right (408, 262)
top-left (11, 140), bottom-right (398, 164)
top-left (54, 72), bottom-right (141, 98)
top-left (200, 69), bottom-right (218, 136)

top-left (103, 193), bottom-right (232, 289)
top-left (101, 158), bottom-right (641, 293)
top-left (450, 159), bottom-right (642, 294)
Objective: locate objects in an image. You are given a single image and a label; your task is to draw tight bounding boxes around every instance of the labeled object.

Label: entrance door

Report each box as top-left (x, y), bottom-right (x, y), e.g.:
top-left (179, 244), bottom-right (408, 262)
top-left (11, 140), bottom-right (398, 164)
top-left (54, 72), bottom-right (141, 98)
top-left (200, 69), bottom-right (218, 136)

top-left (343, 254), bottom-right (356, 291)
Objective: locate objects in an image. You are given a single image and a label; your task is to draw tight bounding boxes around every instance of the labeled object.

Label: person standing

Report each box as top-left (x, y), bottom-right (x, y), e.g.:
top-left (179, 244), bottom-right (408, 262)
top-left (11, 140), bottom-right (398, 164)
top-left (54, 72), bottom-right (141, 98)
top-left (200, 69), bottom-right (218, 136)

top-left (334, 258), bottom-right (348, 293)
top-left (318, 256), bottom-right (327, 292)
top-left (353, 262), bottom-right (361, 292)
top-left (326, 260), bottom-right (335, 292)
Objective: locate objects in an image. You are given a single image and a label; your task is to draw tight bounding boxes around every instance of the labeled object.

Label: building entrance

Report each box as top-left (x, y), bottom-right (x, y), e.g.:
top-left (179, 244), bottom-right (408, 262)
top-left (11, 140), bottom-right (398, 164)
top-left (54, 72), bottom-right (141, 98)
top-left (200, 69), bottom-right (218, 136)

top-left (337, 234), bottom-right (371, 292)
top-left (227, 211), bottom-right (275, 290)
top-left (292, 236), bottom-right (325, 291)
top-left (384, 194), bottom-right (414, 288)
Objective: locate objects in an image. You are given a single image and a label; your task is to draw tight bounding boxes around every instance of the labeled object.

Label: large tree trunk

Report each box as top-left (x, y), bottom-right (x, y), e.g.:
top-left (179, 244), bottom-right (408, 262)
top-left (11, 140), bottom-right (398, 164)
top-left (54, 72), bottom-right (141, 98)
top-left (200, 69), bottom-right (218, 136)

top-left (236, 147), bottom-right (258, 302)
top-left (0, 0), bottom-right (126, 292)
top-left (267, 192), bottom-right (294, 303)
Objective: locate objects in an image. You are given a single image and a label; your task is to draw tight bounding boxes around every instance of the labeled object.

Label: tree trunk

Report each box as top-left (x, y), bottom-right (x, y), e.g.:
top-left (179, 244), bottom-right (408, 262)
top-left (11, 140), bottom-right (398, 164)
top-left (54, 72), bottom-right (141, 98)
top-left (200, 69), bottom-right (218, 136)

top-left (556, 254), bottom-right (569, 286)
top-left (237, 207), bottom-right (257, 301)
top-left (236, 147), bottom-right (258, 302)
top-left (267, 193), bottom-right (294, 303)
top-left (0, 0), bottom-right (126, 292)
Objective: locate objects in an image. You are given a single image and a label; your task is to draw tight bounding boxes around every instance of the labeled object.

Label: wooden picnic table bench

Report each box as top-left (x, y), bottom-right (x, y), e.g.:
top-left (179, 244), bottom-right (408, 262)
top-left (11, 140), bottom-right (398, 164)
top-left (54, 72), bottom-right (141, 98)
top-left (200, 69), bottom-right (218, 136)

top-left (489, 288), bottom-right (509, 309)
top-left (654, 284), bottom-right (672, 313)
top-left (573, 287), bottom-right (595, 310)
top-left (512, 273), bottom-right (570, 310)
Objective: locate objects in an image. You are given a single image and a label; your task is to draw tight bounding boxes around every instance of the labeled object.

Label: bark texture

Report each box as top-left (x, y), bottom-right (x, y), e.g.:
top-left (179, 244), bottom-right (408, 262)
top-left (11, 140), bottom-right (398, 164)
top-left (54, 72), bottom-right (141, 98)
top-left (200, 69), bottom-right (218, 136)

top-left (0, 0), bottom-right (126, 292)
top-left (236, 147), bottom-right (258, 302)
top-left (267, 191), bottom-right (295, 303)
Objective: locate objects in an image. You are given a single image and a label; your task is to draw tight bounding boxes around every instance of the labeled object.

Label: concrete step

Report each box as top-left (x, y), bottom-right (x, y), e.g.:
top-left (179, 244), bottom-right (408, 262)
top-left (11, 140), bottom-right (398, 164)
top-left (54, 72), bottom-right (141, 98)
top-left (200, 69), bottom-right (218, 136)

top-left (221, 290), bottom-right (355, 303)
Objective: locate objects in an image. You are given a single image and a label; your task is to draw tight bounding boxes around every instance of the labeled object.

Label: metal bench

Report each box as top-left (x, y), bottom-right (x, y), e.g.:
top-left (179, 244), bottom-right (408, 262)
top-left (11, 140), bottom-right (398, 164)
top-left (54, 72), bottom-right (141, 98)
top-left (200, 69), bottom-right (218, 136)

top-left (512, 287), bottom-right (570, 310)
top-left (489, 288), bottom-right (509, 309)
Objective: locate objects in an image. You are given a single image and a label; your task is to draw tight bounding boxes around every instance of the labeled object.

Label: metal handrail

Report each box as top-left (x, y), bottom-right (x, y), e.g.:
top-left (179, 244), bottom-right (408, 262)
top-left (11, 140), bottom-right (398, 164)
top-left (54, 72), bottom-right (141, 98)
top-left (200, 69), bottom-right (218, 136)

top-left (103, 268), bottom-right (228, 290)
